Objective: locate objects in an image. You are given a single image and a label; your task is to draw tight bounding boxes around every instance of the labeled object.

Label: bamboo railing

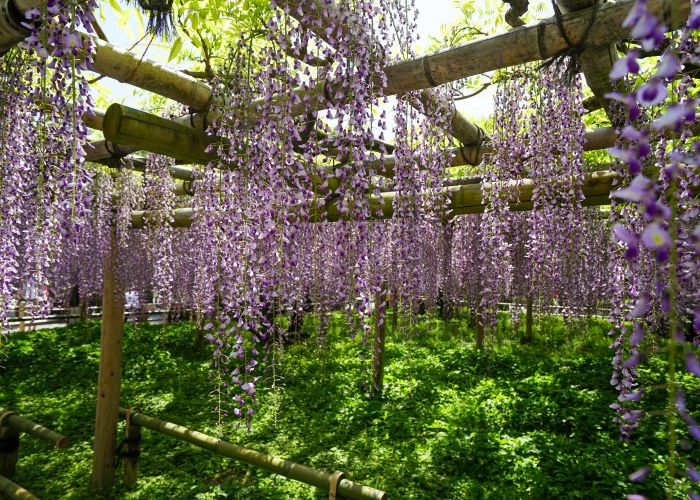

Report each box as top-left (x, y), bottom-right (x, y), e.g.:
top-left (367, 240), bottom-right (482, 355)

top-left (117, 408), bottom-right (387, 500)
top-left (0, 409), bottom-right (70, 448)
top-left (0, 475), bottom-right (38, 500)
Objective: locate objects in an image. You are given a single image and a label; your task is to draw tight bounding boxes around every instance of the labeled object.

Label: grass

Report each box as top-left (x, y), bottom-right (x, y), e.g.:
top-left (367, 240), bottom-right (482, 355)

top-left (1, 312), bottom-right (699, 499)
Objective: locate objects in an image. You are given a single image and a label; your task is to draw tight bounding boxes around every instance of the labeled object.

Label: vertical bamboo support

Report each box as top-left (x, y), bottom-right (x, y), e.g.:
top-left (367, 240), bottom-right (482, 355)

top-left (523, 296), bottom-right (534, 344)
top-left (370, 291), bottom-right (388, 400)
top-left (17, 300), bottom-right (24, 333)
top-left (79, 296), bottom-right (88, 322)
top-left (390, 289), bottom-right (398, 335)
top-left (90, 227), bottom-right (125, 491)
top-left (0, 417), bottom-right (19, 479)
top-left (475, 301), bottom-right (485, 350)
top-left (122, 413), bottom-right (141, 486)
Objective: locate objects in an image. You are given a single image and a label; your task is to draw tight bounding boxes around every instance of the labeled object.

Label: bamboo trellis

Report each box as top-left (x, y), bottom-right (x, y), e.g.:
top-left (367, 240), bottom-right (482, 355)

top-left (0, 0), bottom-right (697, 494)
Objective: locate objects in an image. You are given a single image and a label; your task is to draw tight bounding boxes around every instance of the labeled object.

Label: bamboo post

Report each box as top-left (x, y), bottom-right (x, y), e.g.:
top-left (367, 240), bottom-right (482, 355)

top-left (16, 300), bottom-right (24, 333)
top-left (0, 410), bottom-right (69, 449)
top-left (117, 408), bottom-right (387, 500)
top-left (0, 418), bottom-right (19, 478)
top-left (90, 227), bottom-right (125, 491)
top-left (122, 411), bottom-right (141, 487)
top-left (370, 290), bottom-right (388, 400)
top-left (475, 284), bottom-right (485, 350)
top-left (523, 296), bottom-right (534, 344)
top-left (0, 474), bottom-right (39, 500)
top-left (79, 296), bottom-right (88, 322)
top-left (475, 305), bottom-right (485, 350)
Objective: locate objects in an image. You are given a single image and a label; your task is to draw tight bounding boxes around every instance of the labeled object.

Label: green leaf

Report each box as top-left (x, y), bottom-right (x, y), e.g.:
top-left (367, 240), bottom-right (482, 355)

top-left (108, 0), bottom-right (122, 15)
top-left (168, 37), bottom-right (183, 62)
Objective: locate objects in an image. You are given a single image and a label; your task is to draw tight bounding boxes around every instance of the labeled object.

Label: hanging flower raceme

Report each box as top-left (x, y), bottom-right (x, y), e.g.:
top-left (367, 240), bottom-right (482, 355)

top-left (0, 51), bottom-right (33, 336)
top-left (10, 0), bottom-right (97, 317)
top-left (606, 1), bottom-right (700, 495)
top-left (143, 153), bottom-right (175, 308)
top-left (479, 73), bottom-right (530, 338)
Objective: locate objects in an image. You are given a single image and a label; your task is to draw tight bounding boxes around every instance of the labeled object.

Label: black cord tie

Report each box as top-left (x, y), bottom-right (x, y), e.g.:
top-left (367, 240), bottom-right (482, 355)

top-left (114, 435), bottom-right (141, 468)
top-left (105, 141), bottom-right (128, 159)
top-left (0, 433), bottom-right (19, 453)
top-left (188, 107), bottom-right (196, 128)
top-left (538, 0), bottom-right (600, 84)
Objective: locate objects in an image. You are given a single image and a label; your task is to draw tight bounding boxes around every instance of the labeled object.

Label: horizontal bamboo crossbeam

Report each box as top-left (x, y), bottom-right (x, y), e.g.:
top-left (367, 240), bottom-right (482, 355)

top-left (103, 104), bottom-right (216, 165)
top-left (130, 169), bottom-right (622, 227)
top-left (0, 474), bottom-right (38, 500)
top-left (92, 38), bottom-right (212, 111)
top-left (0, 409), bottom-right (70, 448)
top-left (118, 408), bottom-right (387, 500)
top-left (383, 0), bottom-right (689, 94)
top-left (96, 100), bottom-right (625, 171)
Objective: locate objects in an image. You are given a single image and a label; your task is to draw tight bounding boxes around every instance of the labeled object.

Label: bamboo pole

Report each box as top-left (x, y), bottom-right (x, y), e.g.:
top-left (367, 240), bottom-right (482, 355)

top-left (102, 104), bottom-right (216, 165)
top-left (122, 411), bottom-right (141, 486)
top-left (5, 0), bottom-right (690, 123)
top-left (0, 424), bottom-right (19, 478)
top-left (90, 227), bottom-right (125, 491)
top-left (523, 296), bottom-right (534, 344)
top-left (279, 0), bottom-right (487, 147)
top-left (0, 409), bottom-right (70, 449)
top-left (475, 301), bottom-right (485, 350)
top-left (91, 38), bottom-right (212, 111)
top-left (129, 169), bottom-right (617, 228)
top-left (117, 408), bottom-right (387, 500)
top-left (0, 474), bottom-right (39, 500)
top-left (0, 0), bottom-right (29, 53)
top-left (370, 290), bottom-right (388, 400)
top-left (383, 0), bottom-right (689, 95)
top-left (16, 300), bottom-right (24, 332)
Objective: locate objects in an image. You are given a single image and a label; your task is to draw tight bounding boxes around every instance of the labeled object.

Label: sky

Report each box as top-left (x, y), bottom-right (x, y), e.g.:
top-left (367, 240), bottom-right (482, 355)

top-left (96, 0), bottom-right (497, 125)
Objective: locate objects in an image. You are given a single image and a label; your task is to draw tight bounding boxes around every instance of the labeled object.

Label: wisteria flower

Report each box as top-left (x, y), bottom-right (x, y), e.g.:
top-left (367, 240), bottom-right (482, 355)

top-left (610, 50), bottom-right (640, 80)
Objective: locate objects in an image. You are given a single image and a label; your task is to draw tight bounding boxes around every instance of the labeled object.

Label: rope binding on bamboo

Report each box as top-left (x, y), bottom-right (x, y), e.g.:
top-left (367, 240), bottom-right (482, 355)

top-left (114, 408), bottom-right (140, 468)
top-left (538, 0), bottom-right (600, 83)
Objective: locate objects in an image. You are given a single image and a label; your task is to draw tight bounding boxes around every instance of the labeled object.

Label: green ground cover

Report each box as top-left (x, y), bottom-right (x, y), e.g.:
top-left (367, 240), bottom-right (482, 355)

top-left (1, 313), bottom-right (699, 499)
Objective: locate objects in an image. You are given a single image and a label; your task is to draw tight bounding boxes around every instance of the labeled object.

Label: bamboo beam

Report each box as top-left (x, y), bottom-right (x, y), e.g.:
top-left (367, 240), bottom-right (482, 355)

top-left (99, 99), bottom-right (622, 172)
top-left (7, 0), bottom-right (691, 124)
top-left (90, 228), bottom-right (125, 491)
top-left (279, 0), bottom-right (487, 147)
top-left (383, 0), bottom-right (689, 94)
top-left (0, 2), bottom-right (25, 54)
top-left (0, 409), bottom-right (70, 448)
top-left (130, 169), bottom-right (621, 228)
top-left (103, 104), bottom-right (216, 165)
top-left (117, 408), bottom-right (387, 500)
top-left (92, 37), bottom-right (212, 111)
top-left (0, 475), bottom-right (39, 500)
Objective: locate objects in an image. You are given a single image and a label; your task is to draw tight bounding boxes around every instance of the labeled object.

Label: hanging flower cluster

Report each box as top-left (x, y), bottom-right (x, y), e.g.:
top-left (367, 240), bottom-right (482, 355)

top-left (0, 1), bottom-right (95, 336)
top-left (604, 1), bottom-right (700, 495)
